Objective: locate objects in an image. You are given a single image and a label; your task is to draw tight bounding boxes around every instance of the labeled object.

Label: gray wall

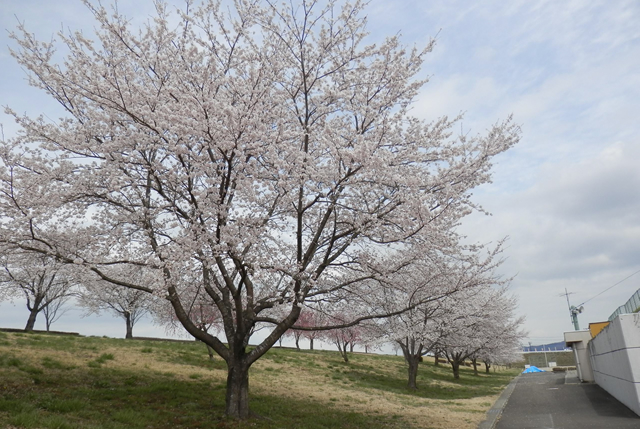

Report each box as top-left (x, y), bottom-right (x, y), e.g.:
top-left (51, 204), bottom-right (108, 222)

top-left (589, 313), bottom-right (640, 416)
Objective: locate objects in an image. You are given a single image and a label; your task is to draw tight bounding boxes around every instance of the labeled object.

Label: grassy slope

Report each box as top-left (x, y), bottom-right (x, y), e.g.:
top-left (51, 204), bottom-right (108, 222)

top-left (0, 330), bottom-right (519, 429)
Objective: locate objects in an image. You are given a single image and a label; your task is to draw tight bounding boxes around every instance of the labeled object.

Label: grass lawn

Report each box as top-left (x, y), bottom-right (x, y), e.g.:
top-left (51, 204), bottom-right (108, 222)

top-left (0, 330), bottom-right (519, 428)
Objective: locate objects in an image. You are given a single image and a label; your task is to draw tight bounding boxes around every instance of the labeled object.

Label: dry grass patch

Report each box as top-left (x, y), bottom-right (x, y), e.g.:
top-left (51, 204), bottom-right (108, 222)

top-left (251, 365), bottom-right (499, 429)
top-left (249, 348), bottom-right (514, 429)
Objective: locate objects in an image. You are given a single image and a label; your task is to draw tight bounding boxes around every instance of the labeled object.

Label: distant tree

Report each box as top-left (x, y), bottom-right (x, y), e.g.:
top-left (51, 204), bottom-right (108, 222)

top-left (358, 321), bottom-right (386, 354)
top-left (327, 321), bottom-right (362, 363)
top-left (0, 0), bottom-right (519, 418)
top-left (298, 310), bottom-right (325, 351)
top-left (383, 243), bottom-right (507, 389)
top-left (0, 253), bottom-right (75, 331)
top-left (284, 308), bottom-right (334, 351)
top-left (78, 272), bottom-right (155, 339)
top-left (319, 301), bottom-right (383, 362)
top-left (471, 293), bottom-right (526, 375)
top-left (41, 293), bottom-right (72, 331)
top-left (437, 285), bottom-right (524, 380)
top-left (285, 310), bottom-right (313, 350)
top-left (155, 275), bottom-right (223, 360)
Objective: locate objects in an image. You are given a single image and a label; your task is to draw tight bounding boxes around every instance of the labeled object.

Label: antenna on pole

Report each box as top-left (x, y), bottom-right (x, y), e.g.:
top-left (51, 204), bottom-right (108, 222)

top-left (560, 288), bottom-right (583, 330)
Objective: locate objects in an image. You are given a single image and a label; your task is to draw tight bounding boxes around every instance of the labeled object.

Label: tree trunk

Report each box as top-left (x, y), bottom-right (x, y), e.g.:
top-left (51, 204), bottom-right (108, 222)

top-left (336, 340), bottom-right (349, 363)
top-left (309, 338), bottom-right (314, 350)
top-left (124, 311), bottom-right (133, 339)
top-left (295, 336), bottom-right (300, 350)
top-left (340, 347), bottom-right (349, 363)
top-left (349, 342), bottom-right (354, 353)
top-left (225, 361), bottom-right (250, 419)
top-left (24, 294), bottom-right (44, 332)
top-left (399, 339), bottom-right (423, 390)
top-left (24, 307), bottom-right (39, 332)
top-left (472, 358), bottom-right (478, 376)
top-left (486, 362), bottom-right (491, 374)
top-left (365, 345), bottom-right (368, 354)
top-left (451, 361), bottom-right (461, 379)
top-left (434, 351), bottom-right (440, 366)
top-left (206, 344), bottom-right (215, 360)
top-left (407, 355), bottom-right (420, 389)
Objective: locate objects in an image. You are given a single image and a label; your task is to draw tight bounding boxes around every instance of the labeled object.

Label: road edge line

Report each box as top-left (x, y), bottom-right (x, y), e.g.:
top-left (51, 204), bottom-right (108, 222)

top-left (477, 374), bottom-right (520, 429)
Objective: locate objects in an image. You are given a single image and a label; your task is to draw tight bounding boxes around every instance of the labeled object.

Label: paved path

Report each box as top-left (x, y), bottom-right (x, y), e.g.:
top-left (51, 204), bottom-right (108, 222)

top-left (480, 371), bottom-right (640, 429)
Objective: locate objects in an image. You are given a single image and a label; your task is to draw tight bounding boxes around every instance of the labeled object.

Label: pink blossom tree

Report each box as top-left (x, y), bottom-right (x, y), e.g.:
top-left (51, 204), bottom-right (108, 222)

top-left (0, 0), bottom-right (519, 418)
top-left (154, 272), bottom-right (224, 359)
top-left (297, 309), bottom-right (326, 351)
top-left (324, 312), bottom-right (364, 363)
top-left (284, 309), bottom-right (320, 350)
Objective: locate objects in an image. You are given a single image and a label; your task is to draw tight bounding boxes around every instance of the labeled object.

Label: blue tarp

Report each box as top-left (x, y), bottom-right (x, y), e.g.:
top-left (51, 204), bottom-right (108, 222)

top-left (522, 366), bottom-right (545, 373)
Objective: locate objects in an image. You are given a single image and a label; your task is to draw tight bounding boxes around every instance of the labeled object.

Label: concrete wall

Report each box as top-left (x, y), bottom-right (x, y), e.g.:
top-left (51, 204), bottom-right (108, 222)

top-left (589, 313), bottom-right (640, 416)
top-left (565, 330), bottom-right (594, 382)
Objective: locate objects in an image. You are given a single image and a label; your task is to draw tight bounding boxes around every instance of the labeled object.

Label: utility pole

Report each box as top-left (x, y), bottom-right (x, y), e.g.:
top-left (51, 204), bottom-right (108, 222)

top-left (560, 288), bottom-right (583, 330)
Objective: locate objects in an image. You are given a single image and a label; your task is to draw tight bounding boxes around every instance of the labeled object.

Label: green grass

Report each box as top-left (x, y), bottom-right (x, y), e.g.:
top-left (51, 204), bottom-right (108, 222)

top-left (88, 352), bottom-right (116, 368)
top-left (42, 356), bottom-right (76, 370)
top-left (0, 331), bottom-right (519, 428)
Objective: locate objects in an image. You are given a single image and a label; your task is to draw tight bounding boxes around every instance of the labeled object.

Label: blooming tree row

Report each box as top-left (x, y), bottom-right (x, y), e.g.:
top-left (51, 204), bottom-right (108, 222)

top-left (433, 285), bottom-right (525, 380)
top-left (0, 0), bottom-right (519, 418)
top-left (0, 254), bottom-right (159, 337)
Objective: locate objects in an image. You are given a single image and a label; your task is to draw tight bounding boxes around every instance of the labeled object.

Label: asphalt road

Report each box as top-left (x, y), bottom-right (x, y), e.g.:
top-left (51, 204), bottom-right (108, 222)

top-left (485, 371), bottom-right (640, 429)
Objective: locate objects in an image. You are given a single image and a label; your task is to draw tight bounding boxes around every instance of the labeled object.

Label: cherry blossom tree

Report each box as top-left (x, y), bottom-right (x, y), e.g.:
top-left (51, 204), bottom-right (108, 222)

top-left (284, 309), bottom-right (317, 350)
top-left (154, 271), bottom-right (223, 359)
top-left (325, 315), bottom-right (364, 363)
top-left (470, 294), bottom-right (526, 375)
top-left (318, 298), bottom-right (387, 361)
top-left (79, 282), bottom-right (155, 339)
top-left (436, 285), bottom-right (524, 379)
top-left (0, 253), bottom-right (76, 331)
top-left (0, 0), bottom-right (519, 418)
top-left (294, 309), bottom-right (326, 351)
top-left (383, 242), bottom-right (507, 389)
top-left (355, 319), bottom-right (386, 354)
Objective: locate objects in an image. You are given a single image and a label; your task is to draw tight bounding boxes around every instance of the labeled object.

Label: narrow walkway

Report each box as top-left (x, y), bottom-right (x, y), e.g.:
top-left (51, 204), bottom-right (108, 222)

top-left (481, 371), bottom-right (640, 429)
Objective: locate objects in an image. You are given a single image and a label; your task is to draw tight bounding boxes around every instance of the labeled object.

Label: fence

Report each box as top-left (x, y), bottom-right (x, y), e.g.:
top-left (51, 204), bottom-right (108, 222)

top-left (609, 287), bottom-right (640, 321)
top-left (522, 351), bottom-right (575, 368)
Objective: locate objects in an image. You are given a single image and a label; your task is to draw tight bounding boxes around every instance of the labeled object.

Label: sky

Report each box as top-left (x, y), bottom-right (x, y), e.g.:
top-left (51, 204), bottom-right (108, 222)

top-left (0, 0), bottom-right (639, 348)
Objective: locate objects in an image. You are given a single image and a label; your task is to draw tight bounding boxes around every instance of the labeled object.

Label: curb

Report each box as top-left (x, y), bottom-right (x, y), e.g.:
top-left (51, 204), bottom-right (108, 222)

top-left (477, 375), bottom-right (520, 429)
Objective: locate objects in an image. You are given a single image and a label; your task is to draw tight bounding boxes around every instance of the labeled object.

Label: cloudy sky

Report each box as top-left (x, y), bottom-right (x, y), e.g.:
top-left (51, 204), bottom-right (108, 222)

top-left (1, 0), bottom-right (639, 347)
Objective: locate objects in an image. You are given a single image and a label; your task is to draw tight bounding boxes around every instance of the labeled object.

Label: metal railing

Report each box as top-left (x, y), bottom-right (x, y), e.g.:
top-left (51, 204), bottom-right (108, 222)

top-left (609, 287), bottom-right (640, 321)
